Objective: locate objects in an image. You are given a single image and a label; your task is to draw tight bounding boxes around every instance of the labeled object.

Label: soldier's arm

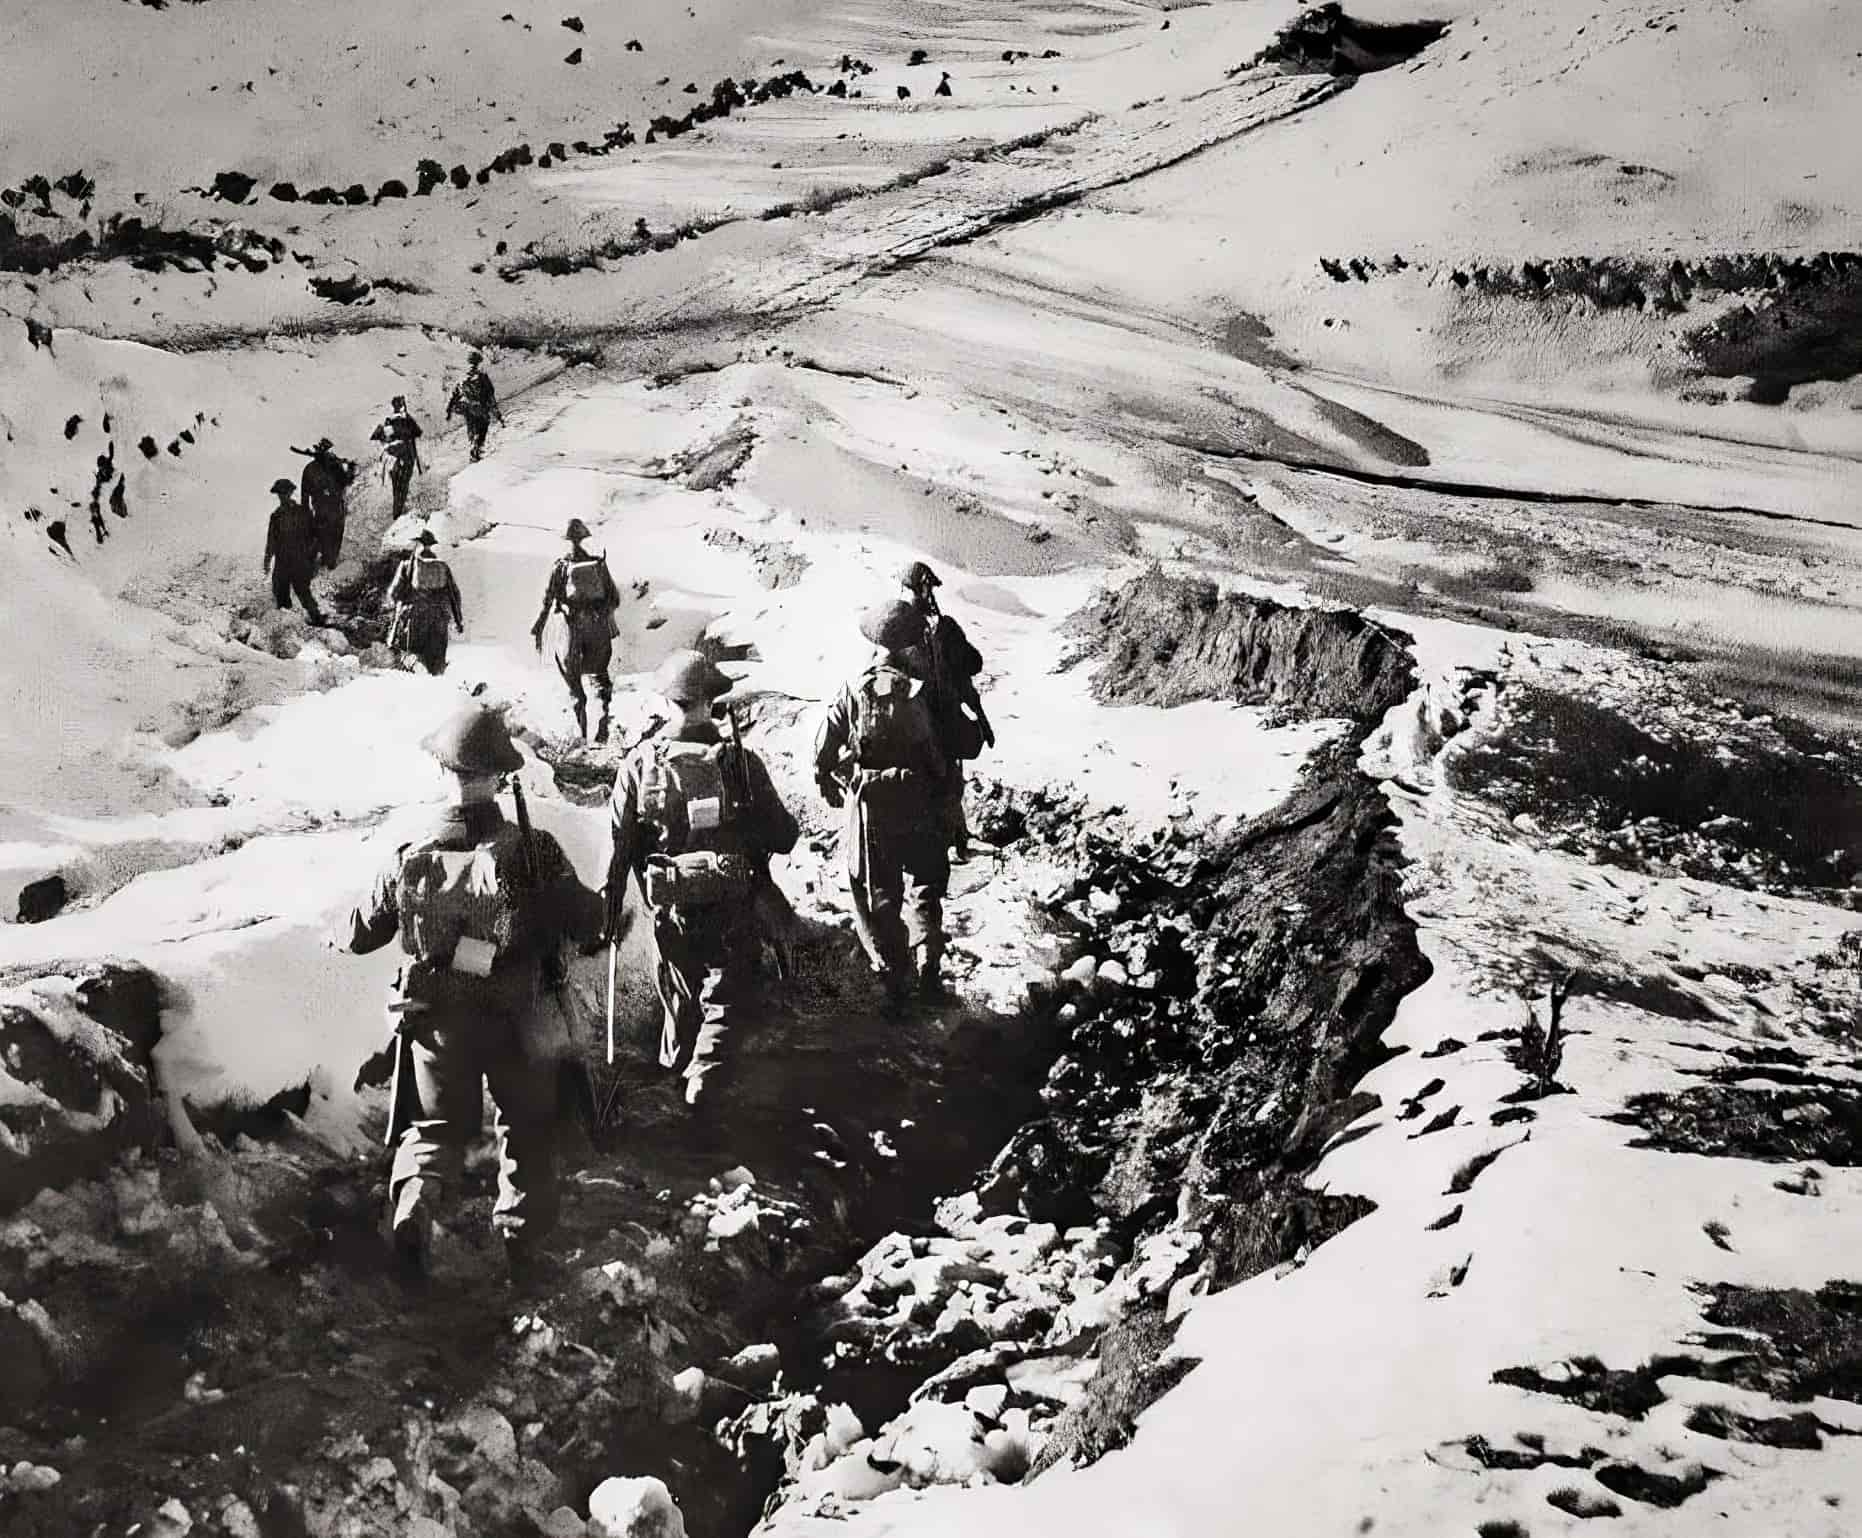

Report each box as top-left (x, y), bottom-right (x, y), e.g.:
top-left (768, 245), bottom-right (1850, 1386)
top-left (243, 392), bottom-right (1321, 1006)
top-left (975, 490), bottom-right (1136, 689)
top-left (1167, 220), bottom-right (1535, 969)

top-left (600, 559), bottom-right (621, 610)
top-left (342, 849), bottom-right (404, 954)
top-left (533, 563), bottom-right (563, 633)
top-left (447, 571), bottom-right (465, 630)
top-left (943, 616), bottom-right (984, 678)
top-left (745, 751), bottom-right (799, 858)
top-left (386, 561), bottom-right (410, 604)
top-left (263, 512), bottom-right (276, 570)
top-left (813, 691), bottom-right (854, 803)
top-left (532, 832), bottom-right (605, 951)
top-left (606, 765), bottom-right (644, 936)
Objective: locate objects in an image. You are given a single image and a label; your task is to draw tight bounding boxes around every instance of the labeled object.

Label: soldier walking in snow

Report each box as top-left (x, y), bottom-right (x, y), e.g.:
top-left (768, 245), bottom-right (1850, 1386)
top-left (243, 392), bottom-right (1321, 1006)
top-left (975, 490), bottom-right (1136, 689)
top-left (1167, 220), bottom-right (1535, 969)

top-left (262, 476), bottom-right (327, 625)
top-left (814, 600), bottom-right (951, 1009)
top-left (446, 350), bottom-right (503, 463)
top-left (386, 529), bottom-right (463, 675)
top-left (530, 517), bottom-right (622, 743)
top-left (371, 394), bottom-right (424, 520)
top-left (898, 560), bottom-right (993, 862)
top-left (607, 651), bottom-right (799, 1111)
top-left (295, 436), bottom-right (358, 569)
top-left (335, 702), bottom-right (604, 1285)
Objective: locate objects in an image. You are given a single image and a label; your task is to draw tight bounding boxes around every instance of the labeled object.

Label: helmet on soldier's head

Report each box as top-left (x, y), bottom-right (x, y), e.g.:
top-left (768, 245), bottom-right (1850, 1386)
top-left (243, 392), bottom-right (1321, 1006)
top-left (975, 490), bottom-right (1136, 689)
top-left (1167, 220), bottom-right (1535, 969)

top-left (413, 529), bottom-right (438, 547)
top-left (859, 599), bottom-right (925, 652)
top-left (655, 649), bottom-right (731, 705)
top-left (391, 394), bottom-right (407, 409)
top-left (467, 351), bottom-right (483, 365)
top-left (270, 477), bottom-right (296, 497)
top-left (898, 559), bottom-right (941, 594)
top-left (313, 436), bottom-right (334, 453)
top-left (421, 703), bottom-right (523, 775)
top-left (563, 517), bottom-right (591, 541)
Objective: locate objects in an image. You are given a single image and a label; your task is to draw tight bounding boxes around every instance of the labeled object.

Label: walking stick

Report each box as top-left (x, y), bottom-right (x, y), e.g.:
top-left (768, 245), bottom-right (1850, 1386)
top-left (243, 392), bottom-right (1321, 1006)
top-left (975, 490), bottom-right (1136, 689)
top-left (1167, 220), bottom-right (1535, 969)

top-left (605, 934), bottom-right (618, 1066)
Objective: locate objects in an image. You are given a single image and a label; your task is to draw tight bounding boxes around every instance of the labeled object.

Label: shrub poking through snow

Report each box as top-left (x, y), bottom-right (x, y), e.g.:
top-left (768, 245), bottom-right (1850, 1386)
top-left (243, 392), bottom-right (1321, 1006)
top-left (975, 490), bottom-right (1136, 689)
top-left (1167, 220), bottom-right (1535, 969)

top-left (1506, 971), bottom-right (1571, 1099)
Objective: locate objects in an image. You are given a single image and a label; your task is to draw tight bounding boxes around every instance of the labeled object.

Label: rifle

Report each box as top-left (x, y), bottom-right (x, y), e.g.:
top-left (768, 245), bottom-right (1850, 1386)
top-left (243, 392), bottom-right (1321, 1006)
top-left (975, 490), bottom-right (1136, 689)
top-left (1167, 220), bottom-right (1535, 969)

top-left (510, 775), bottom-right (600, 1135)
top-left (290, 445), bottom-right (358, 473)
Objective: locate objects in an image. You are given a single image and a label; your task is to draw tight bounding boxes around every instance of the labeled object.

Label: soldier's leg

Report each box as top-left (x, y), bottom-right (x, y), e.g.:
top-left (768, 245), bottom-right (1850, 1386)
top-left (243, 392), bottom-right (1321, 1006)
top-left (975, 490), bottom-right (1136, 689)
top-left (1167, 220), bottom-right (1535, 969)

top-left (945, 761), bottom-right (970, 858)
top-left (903, 833), bottom-right (952, 990)
top-left (391, 462), bottom-right (412, 518)
top-left (484, 1029), bottom-right (560, 1249)
top-left (468, 416), bottom-right (489, 462)
top-left (651, 913), bottom-right (704, 1075)
top-left (555, 641), bottom-right (589, 738)
top-left (592, 658), bottom-right (614, 744)
top-left (291, 570), bottom-right (326, 626)
top-left (682, 911), bottom-right (756, 1107)
top-left (270, 567), bottom-right (292, 611)
top-left (388, 1023), bottom-right (483, 1268)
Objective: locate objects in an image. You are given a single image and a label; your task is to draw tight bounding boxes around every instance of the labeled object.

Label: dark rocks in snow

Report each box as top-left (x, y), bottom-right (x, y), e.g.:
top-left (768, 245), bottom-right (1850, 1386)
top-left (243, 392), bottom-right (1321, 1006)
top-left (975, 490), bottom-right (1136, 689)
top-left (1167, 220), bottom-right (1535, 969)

top-left (935, 73), bottom-right (952, 97)
top-left (414, 158), bottom-right (447, 195)
top-left (302, 185), bottom-right (342, 205)
top-left (626, 37), bottom-right (643, 51)
top-left (24, 316), bottom-right (54, 352)
top-left (15, 873), bottom-right (68, 923)
top-left (210, 170), bottom-right (257, 203)
top-left (45, 520), bottom-right (72, 556)
top-left (561, 14), bottom-right (584, 31)
top-left (374, 178), bottom-right (408, 202)
top-left (63, 414), bottom-right (81, 440)
top-left (909, 48), bottom-right (929, 66)
top-left (269, 180), bottom-right (300, 202)
top-left (564, 46), bottom-right (583, 65)
top-left (138, 434), bottom-right (158, 458)
top-left (0, 961), bottom-right (165, 1216)
top-left (309, 272), bottom-right (372, 304)
top-left (896, 85), bottom-right (911, 100)
top-left (1246, 4), bottom-right (1448, 77)
top-left (340, 183), bottom-right (369, 206)
top-left (449, 163), bottom-right (471, 189)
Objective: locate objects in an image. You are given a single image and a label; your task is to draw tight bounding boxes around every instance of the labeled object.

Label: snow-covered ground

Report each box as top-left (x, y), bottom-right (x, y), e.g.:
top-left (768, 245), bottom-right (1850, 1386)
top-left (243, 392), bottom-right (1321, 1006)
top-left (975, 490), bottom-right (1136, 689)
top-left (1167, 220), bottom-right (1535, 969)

top-left (4, 0), bottom-right (1861, 1534)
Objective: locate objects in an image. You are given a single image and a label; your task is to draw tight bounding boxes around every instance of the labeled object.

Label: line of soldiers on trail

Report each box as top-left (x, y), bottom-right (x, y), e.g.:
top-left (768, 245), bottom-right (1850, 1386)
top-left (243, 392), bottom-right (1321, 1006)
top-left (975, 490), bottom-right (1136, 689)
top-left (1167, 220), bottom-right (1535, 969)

top-left (257, 351), bottom-right (504, 665)
top-left (330, 558), bottom-right (995, 1289)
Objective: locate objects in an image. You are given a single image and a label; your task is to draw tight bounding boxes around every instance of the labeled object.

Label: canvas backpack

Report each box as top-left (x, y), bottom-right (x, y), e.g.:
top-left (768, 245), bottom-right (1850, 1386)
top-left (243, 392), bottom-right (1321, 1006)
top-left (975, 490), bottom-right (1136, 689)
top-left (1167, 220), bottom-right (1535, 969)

top-left (411, 553), bottom-right (451, 592)
top-left (563, 556), bottom-right (607, 603)
top-left (395, 828), bottom-right (529, 973)
top-left (854, 666), bottom-right (931, 773)
top-left (638, 739), bottom-right (751, 908)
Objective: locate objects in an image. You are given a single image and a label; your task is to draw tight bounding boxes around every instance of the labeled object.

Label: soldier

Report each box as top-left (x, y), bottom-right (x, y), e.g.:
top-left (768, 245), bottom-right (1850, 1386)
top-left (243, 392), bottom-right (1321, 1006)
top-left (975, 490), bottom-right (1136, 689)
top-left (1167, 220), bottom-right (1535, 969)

top-left (608, 650), bottom-right (798, 1110)
top-left (814, 600), bottom-right (951, 1008)
top-left (530, 517), bottom-right (622, 743)
top-left (296, 436), bottom-right (358, 570)
top-left (262, 476), bottom-right (326, 625)
top-left (334, 703), bottom-right (604, 1284)
top-left (446, 350), bottom-right (504, 463)
top-left (898, 560), bottom-right (993, 861)
top-left (386, 529), bottom-right (463, 675)
top-left (371, 394), bottom-right (424, 520)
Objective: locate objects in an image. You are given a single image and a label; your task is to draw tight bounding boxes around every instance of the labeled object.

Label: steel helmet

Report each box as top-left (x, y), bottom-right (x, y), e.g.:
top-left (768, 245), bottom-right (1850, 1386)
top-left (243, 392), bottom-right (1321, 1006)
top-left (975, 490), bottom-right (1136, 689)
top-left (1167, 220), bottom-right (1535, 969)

top-left (421, 703), bottom-right (523, 775)
top-left (564, 517), bottom-right (592, 541)
top-left (859, 598), bottom-right (926, 651)
top-left (898, 559), bottom-right (941, 593)
top-left (270, 477), bottom-right (296, 496)
top-left (654, 649), bottom-right (731, 704)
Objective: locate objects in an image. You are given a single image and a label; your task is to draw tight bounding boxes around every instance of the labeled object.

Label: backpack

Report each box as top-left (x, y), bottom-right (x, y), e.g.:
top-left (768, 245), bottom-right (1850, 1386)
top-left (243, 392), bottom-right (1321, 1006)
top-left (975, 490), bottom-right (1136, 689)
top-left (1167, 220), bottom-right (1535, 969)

top-left (638, 739), bottom-right (751, 908)
top-left (395, 831), bottom-right (528, 973)
top-left (563, 556), bottom-right (607, 603)
top-left (411, 554), bottom-right (451, 592)
top-left (854, 667), bottom-right (931, 773)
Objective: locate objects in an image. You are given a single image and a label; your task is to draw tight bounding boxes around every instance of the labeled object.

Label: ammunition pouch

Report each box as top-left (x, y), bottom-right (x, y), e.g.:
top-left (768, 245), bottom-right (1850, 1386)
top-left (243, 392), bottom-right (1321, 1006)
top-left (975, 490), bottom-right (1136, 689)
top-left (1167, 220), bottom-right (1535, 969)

top-left (642, 850), bottom-right (753, 909)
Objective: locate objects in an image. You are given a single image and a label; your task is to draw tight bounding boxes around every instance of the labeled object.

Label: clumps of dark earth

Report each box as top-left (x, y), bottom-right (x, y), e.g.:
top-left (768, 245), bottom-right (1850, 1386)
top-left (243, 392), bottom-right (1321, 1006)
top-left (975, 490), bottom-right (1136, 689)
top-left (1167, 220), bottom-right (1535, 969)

top-left (1310, 247), bottom-right (1862, 401)
top-left (1446, 678), bottom-right (1862, 898)
top-left (1469, 1279), bottom-right (1862, 1513)
top-left (1242, 4), bottom-right (1449, 77)
top-left (0, 571), bottom-right (1439, 1535)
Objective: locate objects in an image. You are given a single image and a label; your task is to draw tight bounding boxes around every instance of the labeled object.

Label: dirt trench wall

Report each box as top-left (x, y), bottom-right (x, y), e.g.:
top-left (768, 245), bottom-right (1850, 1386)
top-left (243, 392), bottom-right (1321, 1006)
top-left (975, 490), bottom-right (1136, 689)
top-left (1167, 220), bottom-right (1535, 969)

top-left (1072, 566), bottom-right (1415, 724)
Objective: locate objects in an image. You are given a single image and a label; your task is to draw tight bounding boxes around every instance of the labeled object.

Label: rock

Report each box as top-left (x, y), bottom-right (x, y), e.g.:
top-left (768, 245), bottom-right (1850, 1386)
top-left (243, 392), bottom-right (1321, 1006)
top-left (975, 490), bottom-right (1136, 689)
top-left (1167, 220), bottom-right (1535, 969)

top-left (964, 1384), bottom-right (1009, 1420)
top-left (147, 1496), bottom-right (194, 1536)
top-left (219, 1497), bottom-right (261, 1538)
top-left (719, 1342), bottom-right (782, 1392)
top-left (664, 1366), bottom-right (706, 1424)
top-left (719, 1164), bottom-right (756, 1192)
top-left (543, 1507), bottom-right (588, 1538)
top-left (587, 1475), bottom-right (686, 1538)
top-left (1060, 955), bottom-right (1098, 989)
top-left (1095, 959), bottom-right (1129, 989)
top-left (16, 873), bottom-right (68, 923)
top-left (6, 1460), bottom-right (62, 1493)
top-left (408, 1520), bottom-right (451, 1538)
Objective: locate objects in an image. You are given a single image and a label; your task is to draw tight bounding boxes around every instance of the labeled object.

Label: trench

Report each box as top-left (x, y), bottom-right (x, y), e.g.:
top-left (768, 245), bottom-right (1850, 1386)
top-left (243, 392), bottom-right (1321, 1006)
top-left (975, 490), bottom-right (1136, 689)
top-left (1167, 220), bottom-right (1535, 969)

top-left (0, 571), bottom-right (1431, 1537)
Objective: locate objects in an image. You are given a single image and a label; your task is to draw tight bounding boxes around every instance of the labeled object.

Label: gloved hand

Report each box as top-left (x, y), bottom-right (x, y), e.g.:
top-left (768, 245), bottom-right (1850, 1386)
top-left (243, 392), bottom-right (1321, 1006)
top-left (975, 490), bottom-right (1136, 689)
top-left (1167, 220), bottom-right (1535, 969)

top-left (530, 623), bottom-right (544, 653)
top-left (982, 725), bottom-right (997, 749)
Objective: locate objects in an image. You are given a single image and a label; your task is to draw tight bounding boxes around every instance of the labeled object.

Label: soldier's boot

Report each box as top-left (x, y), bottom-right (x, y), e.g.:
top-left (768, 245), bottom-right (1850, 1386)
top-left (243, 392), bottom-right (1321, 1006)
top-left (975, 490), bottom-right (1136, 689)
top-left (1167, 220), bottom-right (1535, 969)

top-left (915, 943), bottom-right (953, 1002)
top-left (502, 1232), bottom-right (543, 1291)
top-left (572, 700), bottom-right (589, 741)
top-left (879, 968), bottom-right (912, 1019)
top-left (389, 1180), bottom-right (435, 1286)
top-left (593, 701), bottom-right (611, 745)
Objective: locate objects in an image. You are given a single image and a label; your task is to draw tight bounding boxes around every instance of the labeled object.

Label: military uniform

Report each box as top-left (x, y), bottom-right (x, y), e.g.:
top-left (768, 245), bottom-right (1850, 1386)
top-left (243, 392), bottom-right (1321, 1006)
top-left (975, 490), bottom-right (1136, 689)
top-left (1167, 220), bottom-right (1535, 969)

top-left (262, 478), bottom-right (326, 624)
top-left (532, 519), bottom-right (621, 741)
top-left (372, 401), bottom-right (423, 519)
top-left (387, 531), bottom-right (463, 675)
top-left (815, 601), bottom-right (950, 1003)
top-left (340, 706), bottom-right (602, 1277)
top-left (609, 652), bottom-right (798, 1107)
top-left (447, 354), bottom-right (502, 462)
top-left (300, 441), bottom-right (357, 570)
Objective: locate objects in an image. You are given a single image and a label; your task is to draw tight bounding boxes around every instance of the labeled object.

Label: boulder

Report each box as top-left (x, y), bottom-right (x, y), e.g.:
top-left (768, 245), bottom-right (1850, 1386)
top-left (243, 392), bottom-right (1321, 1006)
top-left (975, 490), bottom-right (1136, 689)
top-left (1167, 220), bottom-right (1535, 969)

top-left (587, 1476), bottom-right (686, 1538)
top-left (16, 872), bottom-right (68, 923)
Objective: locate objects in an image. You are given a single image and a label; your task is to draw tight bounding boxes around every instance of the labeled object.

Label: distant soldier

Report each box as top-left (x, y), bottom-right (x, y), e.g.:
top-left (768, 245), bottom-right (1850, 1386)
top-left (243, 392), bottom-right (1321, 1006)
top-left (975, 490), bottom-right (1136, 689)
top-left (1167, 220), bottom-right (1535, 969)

top-left (262, 476), bottom-right (327, 625)
top-left (530, 517), bottom-right (622, 743)
top-left (371, 394), bottom-right (424, 520)
top-left (608, 650), bottom-right (799, 1109)
top-left (335, 702), bottom-right (604, 1284)
top-left (296, 436), bottom-right (358, 569)
top-left (386, 529), bottom-right (463, 675)
top-left (898, 560), bottom-right (993, 861)
top-left (446, 350), bottom-right (503, 463)
top-left (814, 600), bottom-right (950, 1008)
